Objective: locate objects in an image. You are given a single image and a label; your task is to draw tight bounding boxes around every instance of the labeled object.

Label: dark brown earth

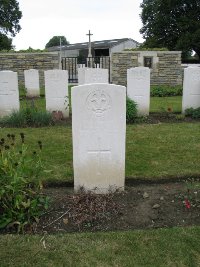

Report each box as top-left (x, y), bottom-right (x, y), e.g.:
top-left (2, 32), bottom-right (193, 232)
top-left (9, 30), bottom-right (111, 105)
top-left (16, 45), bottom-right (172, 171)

top-left (25, 180), bottom-right (200, 234)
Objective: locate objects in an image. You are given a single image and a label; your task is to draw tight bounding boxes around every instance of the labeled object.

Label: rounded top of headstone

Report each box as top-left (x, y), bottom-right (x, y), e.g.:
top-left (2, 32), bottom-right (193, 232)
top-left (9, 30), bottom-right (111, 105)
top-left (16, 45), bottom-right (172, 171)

top-left (188, 66), bottom-right (200, 68)
top-left (0, 70), bottom-right (13, 72)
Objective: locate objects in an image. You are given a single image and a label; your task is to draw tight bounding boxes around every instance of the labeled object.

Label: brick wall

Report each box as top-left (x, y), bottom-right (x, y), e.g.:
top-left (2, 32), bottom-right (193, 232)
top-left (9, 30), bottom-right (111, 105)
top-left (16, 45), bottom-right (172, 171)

top-left (111, 51), bottom-right (182, 86)
top-left (0, 52), bottom-right (59, 87)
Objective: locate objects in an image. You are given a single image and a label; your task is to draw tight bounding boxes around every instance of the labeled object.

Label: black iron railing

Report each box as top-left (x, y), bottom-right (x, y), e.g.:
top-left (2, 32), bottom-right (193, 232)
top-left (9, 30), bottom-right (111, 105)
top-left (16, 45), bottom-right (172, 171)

top-left (61, 56), bottom-right (110, 83)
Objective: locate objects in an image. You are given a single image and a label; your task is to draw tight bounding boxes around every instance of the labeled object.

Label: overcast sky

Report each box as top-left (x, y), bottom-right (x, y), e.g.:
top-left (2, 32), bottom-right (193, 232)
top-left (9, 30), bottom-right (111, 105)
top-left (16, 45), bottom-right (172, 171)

top-left (13, 0), bottom-right (144, 50)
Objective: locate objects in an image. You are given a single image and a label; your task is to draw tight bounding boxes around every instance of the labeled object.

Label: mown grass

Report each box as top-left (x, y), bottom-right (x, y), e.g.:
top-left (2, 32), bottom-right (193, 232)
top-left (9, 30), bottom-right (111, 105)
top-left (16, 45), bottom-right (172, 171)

top-left (0, 227), bottom-right (200, 267)
top-left (1, 87), bottom-right (199, 267)
top-left (19, 85), bottom-right (73, 113)
top-left (1, 123), bottom-right (200, 184)
top-left (126, 123), bottom-right (200, 179)
top-left (150, 96), bottom-right (182, 113)
top-left (20, 97), bottom-right (46, 111)
top-left (19, 85), bottom-right (183, 114)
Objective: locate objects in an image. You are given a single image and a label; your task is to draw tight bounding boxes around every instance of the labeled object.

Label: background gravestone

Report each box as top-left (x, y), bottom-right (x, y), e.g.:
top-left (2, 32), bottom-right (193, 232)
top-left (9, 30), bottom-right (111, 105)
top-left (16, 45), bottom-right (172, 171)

top-left (182, 67), bottom-right (200, 113)
top-left (78, 68), bottom-right (109, 85)
top-left (0, 71), bottom-right (19, 117)
top-left (72, 83), bottom-right (126, 194)
top-left (127, 67), bottom-right (150, 115)
top-left (44, 70), bottom-right (69, 118)
top-left (24, 69), bottom-right (40, 97)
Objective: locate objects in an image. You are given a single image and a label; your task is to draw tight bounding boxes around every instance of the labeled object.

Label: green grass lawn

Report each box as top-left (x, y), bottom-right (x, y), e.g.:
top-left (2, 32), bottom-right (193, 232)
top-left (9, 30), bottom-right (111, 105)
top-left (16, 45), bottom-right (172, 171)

top-left (2, 89), bottom-right (200, 267)
top-left (1, 123), bottom-right (200, 184)
top-left (1, 227), bottom-right (200, 267)
top-left (20, 97), bottom-right (46, 111)
top-left (19, 85), bottom-right (183, 114)
top-left (20, 85), bottom-right (73, 112)
top-left (150, 96), bottom-right (182, 113)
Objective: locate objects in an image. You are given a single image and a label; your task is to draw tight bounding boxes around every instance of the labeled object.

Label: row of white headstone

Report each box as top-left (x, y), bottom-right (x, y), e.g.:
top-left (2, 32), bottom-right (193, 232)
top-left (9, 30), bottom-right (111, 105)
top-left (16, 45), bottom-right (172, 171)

top-left (128, 66), bottom-right (200, 114)
top-left (0, 67), bottom-right (200, 193)
top-left (1, 66), bottom-right (200, 118)
top-left (0, 69), bottom-right (69, 118)
top-left (24, 68), bottom-right (109, 97)
top-left (28, 66), bottom-right (200, 114)
top-left (127, 66), bottom-right (200, 114)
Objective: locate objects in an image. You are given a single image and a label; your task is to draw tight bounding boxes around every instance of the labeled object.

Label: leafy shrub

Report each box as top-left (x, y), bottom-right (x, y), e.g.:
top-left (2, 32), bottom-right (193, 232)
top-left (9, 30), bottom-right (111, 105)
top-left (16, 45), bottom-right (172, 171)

top-left (0, 133), bottom-right (50, 232)
top-left (151, 85), bottom-right (183, 97)
top-left (0, 106), bottom-right (54, 127)
top-left (126, 97), bottom-right (138, 123)
top-left (185, 107), bottom-right (200, 118)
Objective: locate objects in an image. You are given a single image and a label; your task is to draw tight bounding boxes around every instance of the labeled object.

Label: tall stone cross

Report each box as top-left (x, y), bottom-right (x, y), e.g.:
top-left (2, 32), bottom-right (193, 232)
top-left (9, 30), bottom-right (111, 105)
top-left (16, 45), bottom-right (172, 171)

top-left (86, 30), bottom-right (93, 58)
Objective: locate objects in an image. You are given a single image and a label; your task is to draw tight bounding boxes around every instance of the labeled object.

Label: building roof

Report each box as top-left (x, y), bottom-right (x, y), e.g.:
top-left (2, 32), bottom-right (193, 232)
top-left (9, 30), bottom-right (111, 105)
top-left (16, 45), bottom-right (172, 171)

top-left (48, 38), bottom-right (139, 51)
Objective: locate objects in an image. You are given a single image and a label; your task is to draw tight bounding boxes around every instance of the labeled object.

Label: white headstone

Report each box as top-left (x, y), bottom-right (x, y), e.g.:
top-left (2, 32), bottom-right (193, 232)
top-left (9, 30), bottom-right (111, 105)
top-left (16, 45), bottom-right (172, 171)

top-left (0, 71), bottom-right (19, 117)
top-left (72, 83), bottom-right (126, 194)
top-left (127, 67), bottom-right (150, 116)
top-left (78, 68), bottom-right (109, 85)
top-left (24, 69), bottom-right (40, 97)
top-left (44, 70), bottom-right (69, 118)
top-left (182, 67), bottom-right (200, 113)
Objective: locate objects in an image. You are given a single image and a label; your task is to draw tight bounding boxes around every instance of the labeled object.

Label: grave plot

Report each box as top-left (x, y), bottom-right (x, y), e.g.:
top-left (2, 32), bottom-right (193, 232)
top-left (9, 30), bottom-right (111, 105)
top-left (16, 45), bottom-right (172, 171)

top-left (127, 67), bottom-right (150, 116)
top-left (182, 67), bottom-right (200, 113)
top-left (24, 69), bottom-right (40, 97)
top-left (0, 71), bottom-right (20, 117)
top-left (72, 83), bottom-right (126, 193)
top-left (78, 68), bottom-right (108, 85)
top-left (45, 70), bottom-right (69, 118)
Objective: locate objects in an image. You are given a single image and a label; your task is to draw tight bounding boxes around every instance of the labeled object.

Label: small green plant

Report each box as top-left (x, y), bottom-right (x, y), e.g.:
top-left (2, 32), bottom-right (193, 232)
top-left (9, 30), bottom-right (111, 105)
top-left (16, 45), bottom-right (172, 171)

top-left (0, 133), bottom-right (50, 233)
top-left (19, 84), bottom-right (27, 97)
top-left (185, 107), bottom-right (200, 118)
top-left (151, 85), bottom-right (183, 97)
top-left (0, 101), bottom-right (54, 127)
top-left (175, 114), bottom-right (185, 121)
top-left (126, 97), bottom-right (138, 123)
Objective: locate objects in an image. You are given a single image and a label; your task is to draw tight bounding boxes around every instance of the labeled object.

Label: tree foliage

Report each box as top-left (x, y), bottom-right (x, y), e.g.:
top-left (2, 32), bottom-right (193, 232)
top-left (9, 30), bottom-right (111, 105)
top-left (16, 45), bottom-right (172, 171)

top-left (0, 0), bottom-right (22, 50)
top-left (0, 33), bottom-right (12, 50)
top-left (45, 36), bottom-right (69, 48)
top-left (140, 0), bottom-right (200, 58)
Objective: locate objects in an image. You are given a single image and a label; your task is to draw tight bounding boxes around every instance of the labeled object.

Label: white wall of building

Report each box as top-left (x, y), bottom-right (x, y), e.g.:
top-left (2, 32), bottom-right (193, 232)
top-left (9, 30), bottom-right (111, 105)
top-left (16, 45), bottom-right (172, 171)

top-left (110, 40), bottom-right (138, 54)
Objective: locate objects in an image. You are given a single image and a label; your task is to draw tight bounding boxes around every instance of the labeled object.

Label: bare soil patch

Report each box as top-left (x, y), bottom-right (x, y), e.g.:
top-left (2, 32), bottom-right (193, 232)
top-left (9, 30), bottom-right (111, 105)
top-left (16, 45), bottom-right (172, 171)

top-left (26, 180), bottom-right (200, 234)
top-left (1, 180), bottom-right (200, 234)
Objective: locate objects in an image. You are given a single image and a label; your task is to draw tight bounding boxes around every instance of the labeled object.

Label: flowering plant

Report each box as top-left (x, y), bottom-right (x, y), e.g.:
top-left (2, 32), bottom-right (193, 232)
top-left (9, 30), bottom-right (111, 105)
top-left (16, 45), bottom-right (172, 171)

top-left (0, 133), bottom-right (49, 233)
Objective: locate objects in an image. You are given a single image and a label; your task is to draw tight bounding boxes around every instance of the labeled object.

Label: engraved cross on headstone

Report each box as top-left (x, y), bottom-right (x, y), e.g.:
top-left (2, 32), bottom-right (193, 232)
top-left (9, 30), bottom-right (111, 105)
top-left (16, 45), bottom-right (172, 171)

top-left (87, 137), bottom-right (111, 176)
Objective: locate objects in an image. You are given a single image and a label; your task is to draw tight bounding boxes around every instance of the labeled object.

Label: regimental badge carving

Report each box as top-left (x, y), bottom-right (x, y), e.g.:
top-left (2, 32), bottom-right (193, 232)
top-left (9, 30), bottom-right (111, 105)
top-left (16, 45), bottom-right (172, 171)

top-left (131, 70), bottom-right (147, 80)
top-left (86, 89), bottom-right (111, 116)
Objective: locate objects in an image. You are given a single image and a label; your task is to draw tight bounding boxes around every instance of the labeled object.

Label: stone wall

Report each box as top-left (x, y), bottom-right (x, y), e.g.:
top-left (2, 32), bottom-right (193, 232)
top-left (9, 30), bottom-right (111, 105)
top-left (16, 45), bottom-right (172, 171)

top-left (111, 52), bottom-right (138, 85)
top-left (111, 51), bottom-right (182, 86)
top-left (0, 52), bottom-right (59, 87)
top-left (0, 51), bottom-right (183, 87)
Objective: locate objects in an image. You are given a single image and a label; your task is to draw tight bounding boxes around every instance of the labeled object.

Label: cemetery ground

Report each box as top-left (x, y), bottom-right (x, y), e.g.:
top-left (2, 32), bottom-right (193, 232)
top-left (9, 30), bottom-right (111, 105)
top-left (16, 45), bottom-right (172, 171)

top-left (1, 126), bottom-right (200, 266)
top-left (1, 87), bottom-right (200, 266)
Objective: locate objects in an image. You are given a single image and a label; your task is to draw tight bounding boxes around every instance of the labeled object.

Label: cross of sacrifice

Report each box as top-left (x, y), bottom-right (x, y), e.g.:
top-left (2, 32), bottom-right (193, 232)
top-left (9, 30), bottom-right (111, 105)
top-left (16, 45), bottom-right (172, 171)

top-left (87, 137), bottom-right (111, 176)
top-left (86, 30), bottom-right (93, 58)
